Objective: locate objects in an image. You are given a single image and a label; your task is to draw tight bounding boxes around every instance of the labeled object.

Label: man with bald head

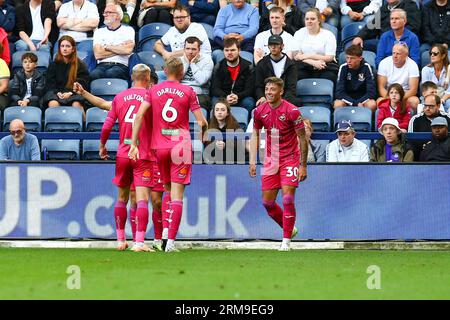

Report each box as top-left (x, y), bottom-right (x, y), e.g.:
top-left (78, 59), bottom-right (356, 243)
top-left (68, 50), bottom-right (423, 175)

top-left (0, 119), bottom-right (40, 160)
top-left (377, 42), bottom-right (420, 111)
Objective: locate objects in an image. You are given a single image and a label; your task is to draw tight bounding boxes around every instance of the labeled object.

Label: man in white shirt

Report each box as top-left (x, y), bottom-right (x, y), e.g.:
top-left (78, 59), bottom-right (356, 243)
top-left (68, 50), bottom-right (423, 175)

top-left (326, 120), bottom-right (370, 162)
top-left (154, 4), bottom-right (211, 60)
top-left (91, 3), bottom-right (135, 80)
top-left (253, 6), bottom-right (294, 65)
top-left (57, 0), bottom-right (99, 42)
top-left (377, 42), bottom-right (420, 111)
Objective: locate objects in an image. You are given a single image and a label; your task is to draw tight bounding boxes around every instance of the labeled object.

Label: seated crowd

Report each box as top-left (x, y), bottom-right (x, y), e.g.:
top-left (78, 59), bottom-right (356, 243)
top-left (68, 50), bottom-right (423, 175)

top-left (0, 0), bottom-right (449, 162)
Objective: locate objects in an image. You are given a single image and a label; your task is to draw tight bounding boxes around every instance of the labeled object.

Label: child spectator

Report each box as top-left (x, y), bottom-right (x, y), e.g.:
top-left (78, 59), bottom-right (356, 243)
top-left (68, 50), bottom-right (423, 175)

top-left (417, 81), bottom-right (446, 114)
top-left (9, 52), bottom-right (46, 108)
top-left (377, 83), bottom-right (411, 133)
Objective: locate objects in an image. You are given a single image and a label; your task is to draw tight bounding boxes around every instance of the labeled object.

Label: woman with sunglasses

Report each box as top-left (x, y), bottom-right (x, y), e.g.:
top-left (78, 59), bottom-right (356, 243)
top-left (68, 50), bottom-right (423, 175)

top-left (421, 43), bottom-right (450, 112)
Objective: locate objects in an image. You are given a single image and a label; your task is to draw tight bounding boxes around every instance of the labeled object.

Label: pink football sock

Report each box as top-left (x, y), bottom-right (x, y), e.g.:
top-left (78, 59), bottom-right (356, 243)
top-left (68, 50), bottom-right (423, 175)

top-left (114, 201), bottom-right (128, 242)
top-left (152, 208), bottom-right (163, 240)
top-left (263, 200), bottom-right (283, 228)
top-left (168, 200), bottom-right (183, 240)
top-left (129, 205), bottom-right (137, 242)
top-left (161, 193), bottom-right (171, 231)
top-left (135, 200), bottom-right (149, 243)
top-left (282, 195), bottom-right (296, 239)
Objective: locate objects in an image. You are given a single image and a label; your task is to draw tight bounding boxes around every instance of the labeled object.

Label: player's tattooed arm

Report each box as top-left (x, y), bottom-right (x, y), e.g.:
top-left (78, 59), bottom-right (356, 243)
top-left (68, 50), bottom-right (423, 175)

top-left (297, 127), bottom-right (308, 181)
top-left (249, 129), bottom-right (260, 177)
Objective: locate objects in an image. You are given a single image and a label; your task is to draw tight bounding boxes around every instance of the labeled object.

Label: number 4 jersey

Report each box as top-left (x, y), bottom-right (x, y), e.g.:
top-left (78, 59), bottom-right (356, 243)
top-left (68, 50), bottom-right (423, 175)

top-left (101, 87), bottom-right (154, 160)
top-left (145, 80), bottom-right (201, 150)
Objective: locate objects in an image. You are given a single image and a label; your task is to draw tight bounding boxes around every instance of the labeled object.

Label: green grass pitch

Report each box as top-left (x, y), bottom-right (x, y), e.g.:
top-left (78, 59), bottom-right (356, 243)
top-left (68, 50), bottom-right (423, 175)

top-left (1, 248), bottom-right (450, 300)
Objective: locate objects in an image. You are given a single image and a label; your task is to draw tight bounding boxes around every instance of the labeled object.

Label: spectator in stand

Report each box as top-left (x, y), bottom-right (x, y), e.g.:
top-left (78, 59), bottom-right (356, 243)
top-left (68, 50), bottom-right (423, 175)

top-left (14, 0), bottom-right (59, 52)
top-left (326, 120), bottom-right (370, 162)
top-left (0, 0), bottom-right (15, 35)
top-left (154, 4), bottom-right (211, 59)
top-left (179, 0), bottom-right (220, 26)
top-left (211, 38), bottom-right (255, 113)
top-left (213, 0), bottom-right (259, 52)
top-left (139, 0), bottom-right (177, 26)
top-left (54, 0), bottom-right (62, 12)
top-left (293, 7), bottom-right (338, 83)
top-left (340, 0), bottom-right (381, 28)
top-left (44, 35), bottom-right (89, 115)
top-left (408, 94), bottom-right (450, 159)
top-left (352, 0), bottom-right (421, 53)
top-left (254, 6), bottom-right (295, 65)
top-left (219, 0), bottom-right (259, 8)
top-left (420, 117), bottom-right (450, 161)
top-left (422, 0), bottom-right (450, 51)
top-left (259, 1), bottom-right (303, 36)
top-left (421, 44), bottom-right (450, 112)
top-left (303, 118), bottom-right (326, 162)
top-left (204, 99), bottom-right (246, 164)
top-left (0, 44), bottom-right (8, 111)
top-left (0, 119), bottom-right (40, 161)
top-left (377, 83), bottom-right (411, 132)
top-left (371, 117), bottom-right (414, 162)
top-left (375, 9), bottom-right (420, 68)
top-left (377, 43), bottom-right (420, 111)
top-left (334, 44), bottom-right (377, 111)
top-left (417, 81), bottom-right (446, 114)
top-left (56, 0), bottom-right (100, 43)
top-left (91, 3), bottom-right (135, 80)
top-left (180, 36), bottom-right (214, 110)
top-left (9, 52), bottom-right (46, 108)
top-left (255, 35), bottom-right (299, 106)
top-left (298, 0), bottom-right (340, 28)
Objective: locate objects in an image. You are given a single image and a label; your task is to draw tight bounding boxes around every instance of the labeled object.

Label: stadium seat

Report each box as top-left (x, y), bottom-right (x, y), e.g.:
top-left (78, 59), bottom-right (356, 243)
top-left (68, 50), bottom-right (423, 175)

top-left (90, 78), bottom-right (129, 101)
top-left (231, 107), bottom-right (249, 131)
top-left (341, 22), bottom-right (365, 49)
top-left (137, 22), bottom-right (171, 52)
top-left (86, 107), bottom-right (118, 132)
top-left (137, 51), bottom-right (165, 71)
top-left (12, 50), bottom-right (51, 74)
top-left (77, 39), bottom-right (94, 53)
top-left (41, 139), bottom-right (80, 160)
top-left (296, 78), bottom-right (334, 106)
top-left (322, 23), bottom-right (338, 40)
top-left (156, 70), bottom-right (167, 83)
top-left (299, 106), bottom-right (331, 132)
top-left (200, 22), bottom-right (214, 46)
top-left (82, 139), bottom-right (119, 160)
top-left (44, 107), bottom-right (83, 132)
top-left (338, 50), bottom-right (376, 71)
top-left (2, 106), bottom-right (42, 132)
top-left (334, 107), bottom-right (373, 132)
top-left (239, 51), bottom-right (254, 65)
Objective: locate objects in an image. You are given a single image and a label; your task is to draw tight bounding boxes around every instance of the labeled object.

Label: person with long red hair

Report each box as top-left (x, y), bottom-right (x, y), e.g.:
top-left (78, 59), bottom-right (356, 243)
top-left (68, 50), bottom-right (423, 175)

top-left (43, 35), bottom-right (89, 115)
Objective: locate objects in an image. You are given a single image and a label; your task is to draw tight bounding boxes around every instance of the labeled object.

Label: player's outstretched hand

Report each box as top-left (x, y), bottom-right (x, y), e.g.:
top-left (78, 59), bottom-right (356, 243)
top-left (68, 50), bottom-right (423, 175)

top-left (249, 164), bottom-right (257, 178)
top-left (298, 166), bottom-right (307, 182)
top-left (73, 82), bottom-right (84, 95)
top-left (128, 145), bottom-right (139, 161)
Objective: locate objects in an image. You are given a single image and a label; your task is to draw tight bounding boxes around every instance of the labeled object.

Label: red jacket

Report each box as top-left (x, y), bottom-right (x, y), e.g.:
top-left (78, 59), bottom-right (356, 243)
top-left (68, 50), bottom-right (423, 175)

top-left (0, 28), bottom-right (10, 65)
top-left (377, 98), bottom-right (411, 130)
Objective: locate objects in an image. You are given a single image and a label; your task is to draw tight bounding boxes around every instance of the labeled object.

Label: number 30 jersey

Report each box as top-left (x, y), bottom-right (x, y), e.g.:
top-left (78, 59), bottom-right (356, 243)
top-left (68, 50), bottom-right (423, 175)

top-left (145, 80), bottom-right (200, 150)
top-left (105, 87), bottom-right (154, 160)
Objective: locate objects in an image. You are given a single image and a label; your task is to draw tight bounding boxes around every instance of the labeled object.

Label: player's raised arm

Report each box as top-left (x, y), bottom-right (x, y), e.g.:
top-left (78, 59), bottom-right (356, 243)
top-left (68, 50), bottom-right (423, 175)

top-left (297, 127), bottom-right (308, 182)
top-left (192, 108), bottom-right (208, 141)
top-left (128, 100), bottom-right (151, 160)
top-left (249, 128), bottom-right (260, 177)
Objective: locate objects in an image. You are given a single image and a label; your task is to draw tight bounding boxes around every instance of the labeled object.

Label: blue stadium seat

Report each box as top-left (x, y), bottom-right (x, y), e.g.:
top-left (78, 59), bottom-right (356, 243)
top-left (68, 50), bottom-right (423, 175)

top-left (12, 50), bottom-right (51, 74)
top-left (334, 107), bottom-right (373, 132)
top-left (137, 51), bottom-right (165, 71)
top-left (86, 107), bottom-right (118, 132)
top-left (338, 50), bottom-right (376, 71)
top-left (322, 23), bottom-right (338, 40)
top-left (296, 78), bottom-right (334, 106)
top-left (138, 22), bottom-right (171, 52)
top-left (190, 108), bottom-right (208, 132)
top-left (3, 106), bottom-right (42, 132)
top-left (41, 139), bottom-right (80, 160)
top-left (341, 22), bottom-right (365, 49)
top-left (239, 51), bottom-right (254, 65)
top-left (90, 78), bottom-right (129, 101)
top-left (77, 39), bottom-right (94, 53)
top-left (200, 22), bottom-right (214, 45)
top-left (44, 107), bottom-right (83, 132)
top-left (82, 139), bottom-right (119, 160)
top-left (156, 70), bottom-right (167, 83)
top-left (231, 107), bottom-right (249, 131)
top-left (299, 106), bottom-right (331, 132)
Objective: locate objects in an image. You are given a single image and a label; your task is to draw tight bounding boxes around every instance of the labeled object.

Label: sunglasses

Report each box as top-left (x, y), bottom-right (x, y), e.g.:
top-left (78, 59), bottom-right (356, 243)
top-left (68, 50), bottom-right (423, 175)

top-left (10, 129), bottom-right (24, 135)
top-left (430, 51), bottom-right (441, 56)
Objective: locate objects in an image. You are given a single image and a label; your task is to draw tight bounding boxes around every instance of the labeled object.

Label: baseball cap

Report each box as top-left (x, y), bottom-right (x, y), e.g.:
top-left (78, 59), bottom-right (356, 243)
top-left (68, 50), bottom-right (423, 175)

top-left (268, 35), bottom-right (283, 45)
top-left (379, 117), bottom-right (401, 132)
top-left (335, 120), bottom-right (353, 132)
top-left (431, 117), bottom-right (448, 127)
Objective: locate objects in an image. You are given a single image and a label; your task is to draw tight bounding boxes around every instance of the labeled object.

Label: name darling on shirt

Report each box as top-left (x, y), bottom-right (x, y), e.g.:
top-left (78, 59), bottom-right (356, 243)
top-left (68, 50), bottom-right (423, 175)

top-left (156, 86), bottom-right (186, 137)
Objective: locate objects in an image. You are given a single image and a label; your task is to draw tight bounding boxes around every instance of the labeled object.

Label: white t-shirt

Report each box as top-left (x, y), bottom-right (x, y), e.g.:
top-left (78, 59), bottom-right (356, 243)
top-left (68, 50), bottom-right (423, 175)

top-left (24, 78), bottom-right (33, 100)
top-left (254, 30), bottom-right (294, 56)
top-left (93, 25), bottom-right (135, 65)
top-left (270, 55), bottom-right (287, 78)
top-left (293, 27), bottom-right (336, 56)
top-left (377, 56), bottom-right (420, 91)
top-left (29, 4), bottom-right (45, 41)
top-left (58, 0), bottom-right (100, 42)
top-left (160, 22), bottom-right (211, 56)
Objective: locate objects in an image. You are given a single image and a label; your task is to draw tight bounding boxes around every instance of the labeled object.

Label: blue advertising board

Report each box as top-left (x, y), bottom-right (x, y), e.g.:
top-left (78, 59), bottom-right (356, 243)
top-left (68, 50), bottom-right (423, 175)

top-left (1, 163), bottom-right (450, 240)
